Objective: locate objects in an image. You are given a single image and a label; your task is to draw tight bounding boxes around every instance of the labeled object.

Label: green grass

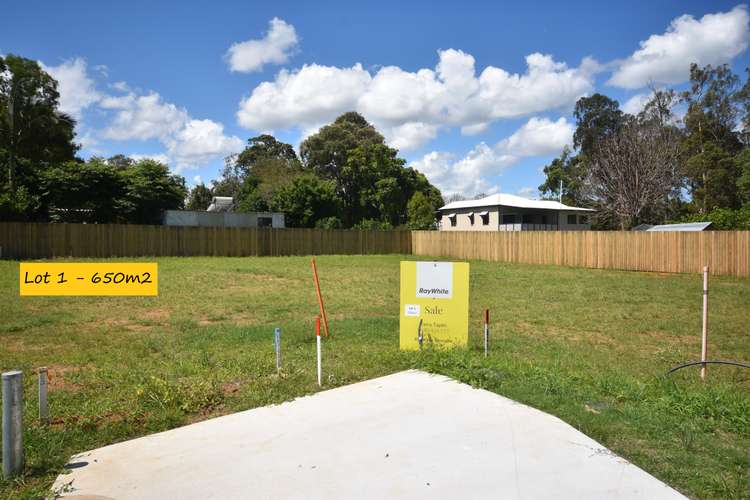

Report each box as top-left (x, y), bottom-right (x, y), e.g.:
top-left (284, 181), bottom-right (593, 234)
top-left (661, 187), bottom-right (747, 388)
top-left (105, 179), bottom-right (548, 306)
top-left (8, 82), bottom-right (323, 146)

top-left (1, 255), bottom-right (748, 499)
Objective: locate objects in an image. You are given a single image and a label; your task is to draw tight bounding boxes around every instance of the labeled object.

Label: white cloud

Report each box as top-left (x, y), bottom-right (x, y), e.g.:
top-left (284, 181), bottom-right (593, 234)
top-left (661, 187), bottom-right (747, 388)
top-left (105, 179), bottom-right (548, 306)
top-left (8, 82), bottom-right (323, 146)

top-left (102, 92), bottom-right (189, 141)
top-left (410, 116), bottom-right (573, 197)
top-left (42, 58), bottom-right (101, 119)
top-left (98, 90), bottom-right (243, 170)
top-left (496, 116), bottom-right (574, 157)
top-left (385, 122), bottom-right (438, 151)
top-left (130, 153), bottom-right (170, 164)
top-left (621, 93), bottom-right (651, 115)
top-left (410, 150), bottom-right (502, 197)
top-left (226, 18), bottom-right (299, 73)
top-left (608, 5), bottom-right (750, 88)
top-left (237, 63), bottom-right (371, 130)
top-left (193, 175), bottom-right (203, 185)
top-left (166, 119), bottom-right (244, 169)
top-left (516, 187), bottom-right (538, 199)
top-left (237, 49), bottom-right (595, 151)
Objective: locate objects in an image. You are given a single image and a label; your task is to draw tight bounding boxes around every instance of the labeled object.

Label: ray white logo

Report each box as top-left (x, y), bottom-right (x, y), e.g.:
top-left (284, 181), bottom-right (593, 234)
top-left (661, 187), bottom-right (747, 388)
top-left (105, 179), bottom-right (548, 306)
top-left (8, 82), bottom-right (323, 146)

top-left (416, 262), bottom-right (453, 299)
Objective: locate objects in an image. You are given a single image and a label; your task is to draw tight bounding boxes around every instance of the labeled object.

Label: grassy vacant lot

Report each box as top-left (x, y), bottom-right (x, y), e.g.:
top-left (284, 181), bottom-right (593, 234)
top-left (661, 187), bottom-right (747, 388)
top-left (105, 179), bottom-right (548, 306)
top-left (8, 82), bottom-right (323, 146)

top-left (0, 255), bottom-right (748, 499)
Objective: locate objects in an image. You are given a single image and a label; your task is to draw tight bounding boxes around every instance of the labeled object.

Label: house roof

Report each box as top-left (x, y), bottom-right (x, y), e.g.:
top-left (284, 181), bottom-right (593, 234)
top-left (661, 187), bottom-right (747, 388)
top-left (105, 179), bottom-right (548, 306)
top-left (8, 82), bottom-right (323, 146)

top-left (645, 222), bottom-right (713, 232)
top-left (440, 193), bottom-right (595, 212)
top-left (207, 196), bottom-right (234, 212)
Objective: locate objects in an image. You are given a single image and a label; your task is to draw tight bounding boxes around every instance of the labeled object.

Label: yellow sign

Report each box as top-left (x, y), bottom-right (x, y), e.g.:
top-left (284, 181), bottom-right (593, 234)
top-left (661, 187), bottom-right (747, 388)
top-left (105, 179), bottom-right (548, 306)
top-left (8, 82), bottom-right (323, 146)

top-left (19, 263), bottom-right (158, 296)
top-left (399, 261), bottom-right (469, 350)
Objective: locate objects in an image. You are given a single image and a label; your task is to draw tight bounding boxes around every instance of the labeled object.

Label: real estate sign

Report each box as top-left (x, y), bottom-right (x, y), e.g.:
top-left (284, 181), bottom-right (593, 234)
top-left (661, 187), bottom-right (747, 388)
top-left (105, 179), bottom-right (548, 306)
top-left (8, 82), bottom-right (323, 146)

top-left (399, 261), bottom-right (469, 350)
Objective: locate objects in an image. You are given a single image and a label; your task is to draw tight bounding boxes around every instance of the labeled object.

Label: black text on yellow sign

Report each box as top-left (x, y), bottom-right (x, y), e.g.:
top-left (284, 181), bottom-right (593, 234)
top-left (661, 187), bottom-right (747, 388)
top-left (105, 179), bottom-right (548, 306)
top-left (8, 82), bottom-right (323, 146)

top-left (20, 263), bottom-right (158, 296)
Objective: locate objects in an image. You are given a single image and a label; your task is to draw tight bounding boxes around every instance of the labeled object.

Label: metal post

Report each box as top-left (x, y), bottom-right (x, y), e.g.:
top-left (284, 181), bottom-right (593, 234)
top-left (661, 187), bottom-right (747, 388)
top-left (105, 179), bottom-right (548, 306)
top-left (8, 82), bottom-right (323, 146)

top-left (38, 367), bottom-right (48, 423)
top-left (274, 328), bottom-right (281, 374)
top-left (701, 266), bottom-right (709, 380)
top-left (316, 316), bottom-right (322, 387)
top-left (417, 319), bottom-right (424, 351)
top-left (483, 309), bottom-right (489, 357)
top-left (2, 370), bottom-right (24, 478)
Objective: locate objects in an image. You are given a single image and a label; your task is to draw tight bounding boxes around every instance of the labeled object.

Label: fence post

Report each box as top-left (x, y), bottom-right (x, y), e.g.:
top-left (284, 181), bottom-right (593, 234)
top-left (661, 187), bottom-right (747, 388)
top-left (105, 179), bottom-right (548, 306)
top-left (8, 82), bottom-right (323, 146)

top-left (38, 367), bottom-right (48, 423)
top-left (2, 370), bottom-right (24, 478)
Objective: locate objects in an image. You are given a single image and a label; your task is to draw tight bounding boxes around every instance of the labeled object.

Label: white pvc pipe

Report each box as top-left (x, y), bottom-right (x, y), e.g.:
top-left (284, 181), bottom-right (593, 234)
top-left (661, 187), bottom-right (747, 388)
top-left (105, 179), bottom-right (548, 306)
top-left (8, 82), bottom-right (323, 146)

top-left (39, 367), bottom-right (48, 423)
top-left (316, 334), bottom-right (322, 387)
top-left (274, 328), bottom-right (281, 374)
top-left (701, 266), bottom-right (709, 380)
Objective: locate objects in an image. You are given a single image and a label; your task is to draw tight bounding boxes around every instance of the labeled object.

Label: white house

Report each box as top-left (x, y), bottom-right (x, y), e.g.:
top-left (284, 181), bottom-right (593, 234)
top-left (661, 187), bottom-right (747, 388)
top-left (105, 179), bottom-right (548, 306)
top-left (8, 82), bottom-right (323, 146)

top-left (438, 193), bottom-right (595, 231)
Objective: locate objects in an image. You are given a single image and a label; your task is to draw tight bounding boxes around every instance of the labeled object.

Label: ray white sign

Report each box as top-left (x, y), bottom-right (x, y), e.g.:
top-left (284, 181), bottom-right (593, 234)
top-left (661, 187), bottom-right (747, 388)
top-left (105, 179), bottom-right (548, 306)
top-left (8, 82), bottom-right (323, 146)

top-left (416, 261), bottom-right (453, 299)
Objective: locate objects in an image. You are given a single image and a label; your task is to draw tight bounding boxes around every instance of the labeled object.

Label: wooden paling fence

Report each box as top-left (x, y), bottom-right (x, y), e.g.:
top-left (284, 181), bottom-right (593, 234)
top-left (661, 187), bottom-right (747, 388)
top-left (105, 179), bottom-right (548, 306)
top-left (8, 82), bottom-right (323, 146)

top-left (411, 230), bottom-right (750, 277)
top-left (1, 223), bottom-right (748, 277)
top-left (0, 223), bottom-right (412, 259)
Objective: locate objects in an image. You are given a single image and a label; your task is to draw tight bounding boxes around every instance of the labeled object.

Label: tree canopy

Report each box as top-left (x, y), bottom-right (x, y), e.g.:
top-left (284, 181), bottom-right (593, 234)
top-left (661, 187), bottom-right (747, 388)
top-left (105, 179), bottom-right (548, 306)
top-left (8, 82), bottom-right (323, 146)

top-left (539, 63), bottom-right (750, 229)
top-left (0, 54), bottom-right (79, 219)
top-left (212, 112), bottom-right (443, 229)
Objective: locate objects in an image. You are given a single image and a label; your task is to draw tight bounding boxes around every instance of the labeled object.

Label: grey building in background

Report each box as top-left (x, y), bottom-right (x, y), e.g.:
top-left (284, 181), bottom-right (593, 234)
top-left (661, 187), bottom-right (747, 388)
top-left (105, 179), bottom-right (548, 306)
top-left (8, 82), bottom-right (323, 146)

top-left (164, 209), bottom-right (285, 228)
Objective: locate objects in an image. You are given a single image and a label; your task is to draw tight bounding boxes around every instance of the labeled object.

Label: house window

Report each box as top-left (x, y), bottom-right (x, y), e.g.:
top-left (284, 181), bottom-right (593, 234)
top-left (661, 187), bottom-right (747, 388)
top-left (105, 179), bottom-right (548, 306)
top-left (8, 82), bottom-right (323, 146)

top-left (502, 214), bottom-right (515, 225)
top-left (448, 214), bottom-right (457, 227)
top-left (567, 214), bottom-right (577, 225)
top-left (579, 215), bottom-right (589, 225)
top-left (479, 211), bottom-right (489, 225)
top-left (468, 212), bottom-right (475, 225)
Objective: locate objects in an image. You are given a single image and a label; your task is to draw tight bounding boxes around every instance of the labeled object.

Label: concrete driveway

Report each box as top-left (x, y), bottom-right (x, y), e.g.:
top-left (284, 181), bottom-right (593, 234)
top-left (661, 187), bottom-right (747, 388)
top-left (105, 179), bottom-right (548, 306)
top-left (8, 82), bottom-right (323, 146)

top-left (54, 370), bottom-right (685, 499)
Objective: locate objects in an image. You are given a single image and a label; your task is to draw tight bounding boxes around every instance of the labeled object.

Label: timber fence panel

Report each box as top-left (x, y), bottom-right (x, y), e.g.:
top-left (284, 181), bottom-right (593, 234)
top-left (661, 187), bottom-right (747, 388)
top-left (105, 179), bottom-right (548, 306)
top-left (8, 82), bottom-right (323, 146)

top-left (0, 223), bottom-right (414, 260)
top-left (411, 230), bottom-right (750, 278)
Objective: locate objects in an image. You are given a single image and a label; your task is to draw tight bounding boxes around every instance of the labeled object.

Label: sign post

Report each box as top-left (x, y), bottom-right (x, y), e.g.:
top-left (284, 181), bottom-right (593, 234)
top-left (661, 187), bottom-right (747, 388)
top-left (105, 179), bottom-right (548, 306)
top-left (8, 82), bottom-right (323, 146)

top-left (399, 261), bottom-right (469, 350)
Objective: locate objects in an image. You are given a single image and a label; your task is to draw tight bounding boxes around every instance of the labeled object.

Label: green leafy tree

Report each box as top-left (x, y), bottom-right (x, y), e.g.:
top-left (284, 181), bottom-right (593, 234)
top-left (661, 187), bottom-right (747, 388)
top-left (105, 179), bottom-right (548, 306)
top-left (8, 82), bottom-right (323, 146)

top-left (120, 159), bottom-right (187, 224)
top-left (736, 148), bottom-right (750, 204)
top-left (300, 112), bottom-right (442, 227)
top-left (573, 93), bottom-right (625, 157)
top-left (538, 146), bottom-right (588, 206)
top-left (352, 218), bottom-right (392, 230)
top-left (681, 63), bottom-right (745, 212)
top-left (675, 203), bottom-right (750, 230)
top-left (219, 135), bottom-right (302, 211)
top-left (406, 192), bottom-right (437, 229)
top-left (685, 142), bottom-right (740, 210)
top-left (300, 112), bottom-right (384, 182)
top-left (41, 159), bottom-right (125, 222)
top-left (314, 216), bottom-right (342, 229)
top-left (0, 54), bottom-right (78, 219)
top-left (270, 174), bottom-right (340, 228)
top-left (186, 183), bottom-right (213, 211)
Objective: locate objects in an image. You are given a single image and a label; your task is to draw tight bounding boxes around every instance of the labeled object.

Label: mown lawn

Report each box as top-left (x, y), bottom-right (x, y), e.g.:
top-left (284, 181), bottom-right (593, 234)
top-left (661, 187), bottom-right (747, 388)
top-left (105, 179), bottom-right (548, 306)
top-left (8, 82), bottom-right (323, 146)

top-left (0, 255), bottom-right (748, 499)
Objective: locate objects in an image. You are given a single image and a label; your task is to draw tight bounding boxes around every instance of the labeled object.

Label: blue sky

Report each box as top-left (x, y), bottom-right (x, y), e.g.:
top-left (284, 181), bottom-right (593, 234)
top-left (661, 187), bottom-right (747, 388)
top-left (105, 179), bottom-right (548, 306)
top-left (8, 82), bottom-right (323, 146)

top-left (3, 1), bottom-right (750, 198)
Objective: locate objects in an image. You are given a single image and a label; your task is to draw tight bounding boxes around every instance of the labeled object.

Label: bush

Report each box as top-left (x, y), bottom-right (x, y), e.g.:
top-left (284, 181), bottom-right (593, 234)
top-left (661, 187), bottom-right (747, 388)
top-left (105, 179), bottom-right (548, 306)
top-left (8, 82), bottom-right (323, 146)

top-left (675, 204), bottom-right (750, 230)
top-left (315, 216), bottom-right (342, 229)
top-left (352, 218), bottom-right (393, 230)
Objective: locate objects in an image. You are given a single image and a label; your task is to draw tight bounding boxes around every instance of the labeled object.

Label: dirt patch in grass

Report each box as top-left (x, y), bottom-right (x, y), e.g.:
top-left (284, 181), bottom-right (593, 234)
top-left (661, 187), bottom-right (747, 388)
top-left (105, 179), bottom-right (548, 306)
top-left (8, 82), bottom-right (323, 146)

top-left (4, 337), bottom-right (48, 352)
top-left (220, 381), bottom-right (242, 395)
top-left (139, 307), bottom-right (171, 322)
top-left (46, 364), bottom-right (82, 392)
top-left (99, 318), bottom-right (154, 333)
top-left (198, 312), bottom-right (260, 326)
